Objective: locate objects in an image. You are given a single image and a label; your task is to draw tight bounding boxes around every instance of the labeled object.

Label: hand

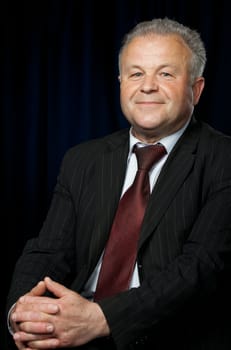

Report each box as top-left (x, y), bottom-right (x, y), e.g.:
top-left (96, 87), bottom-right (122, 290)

top-left (12, 277), bottom-right (110, 349)
top-left (11, 280), bottom-right (59, 350)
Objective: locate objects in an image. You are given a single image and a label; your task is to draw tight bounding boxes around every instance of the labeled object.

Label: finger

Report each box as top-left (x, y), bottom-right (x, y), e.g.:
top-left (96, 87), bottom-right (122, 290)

top-left (17, 320), bottom-right (54, 334)
top-left (12, 308), bottom-right (56, 324)
top-left (17, 297), bottom-right (59, 314)
top-left (43, 276), bottom-right (70, 298)
top-left (14, 330), bottom-right (54, 342)
top-left (14, 339), bottom-right (26, 350)
top-left (27, 337), bottom-right (60, 349)
top-left (28, 280), bottom-right (47, 296)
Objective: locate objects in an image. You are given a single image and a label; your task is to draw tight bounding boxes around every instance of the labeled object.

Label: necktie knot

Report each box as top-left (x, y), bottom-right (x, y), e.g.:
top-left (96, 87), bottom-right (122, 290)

top-left (134, 144), bottom-right (166, 171)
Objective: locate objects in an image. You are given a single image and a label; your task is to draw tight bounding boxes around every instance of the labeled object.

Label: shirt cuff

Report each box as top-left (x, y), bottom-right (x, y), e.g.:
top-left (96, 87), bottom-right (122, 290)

top-left (7, 303), bottom-right (16, 336)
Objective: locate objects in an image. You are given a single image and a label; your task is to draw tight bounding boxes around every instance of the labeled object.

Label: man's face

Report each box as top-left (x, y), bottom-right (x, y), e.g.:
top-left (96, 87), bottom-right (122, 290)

top-left (119, 34), bottom-right (204, 143)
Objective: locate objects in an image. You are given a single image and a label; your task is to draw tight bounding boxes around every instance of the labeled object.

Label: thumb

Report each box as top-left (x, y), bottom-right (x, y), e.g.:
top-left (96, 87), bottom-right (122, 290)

top-left (28, 280), bottom-right (47, 296)
top-left (44, 276), bottom-right (69, 298)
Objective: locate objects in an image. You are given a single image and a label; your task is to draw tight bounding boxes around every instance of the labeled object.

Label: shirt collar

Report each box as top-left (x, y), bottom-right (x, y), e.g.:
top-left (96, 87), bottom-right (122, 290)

top-left (128, 118), bottom-right (191, 158)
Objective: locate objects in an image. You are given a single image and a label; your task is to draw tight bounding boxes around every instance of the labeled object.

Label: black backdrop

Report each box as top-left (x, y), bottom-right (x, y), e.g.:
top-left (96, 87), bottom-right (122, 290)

top-left (2, 0), bottom-right (231, 348)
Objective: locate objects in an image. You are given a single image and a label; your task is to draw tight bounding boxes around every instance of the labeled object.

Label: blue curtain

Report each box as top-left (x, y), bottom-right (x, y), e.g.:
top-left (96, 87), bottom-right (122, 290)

top-left (2, 0), bottom-right (230, 347)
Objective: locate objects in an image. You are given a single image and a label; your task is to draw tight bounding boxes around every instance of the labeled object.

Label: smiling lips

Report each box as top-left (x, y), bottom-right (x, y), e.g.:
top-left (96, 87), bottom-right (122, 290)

top-left (136, 100), bottom-right (164, 105)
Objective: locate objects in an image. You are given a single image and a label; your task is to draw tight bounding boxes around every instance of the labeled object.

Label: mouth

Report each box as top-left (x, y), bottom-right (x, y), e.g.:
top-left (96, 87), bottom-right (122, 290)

top-left (136, 100), bottom-right (164, 105)
top-left (136, 101), bottom-right (164, 107)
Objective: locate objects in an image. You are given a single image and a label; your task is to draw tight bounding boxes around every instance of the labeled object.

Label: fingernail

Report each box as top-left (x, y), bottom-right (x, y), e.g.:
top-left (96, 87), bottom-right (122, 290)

top-left (13, 333), bottom-right (20, 340)
top-left (50, 304), bottom-right (59, 312)
top-left (47, 324), bottom-right (53, 332)
top-left (19, 296), bottom-right (25, 303)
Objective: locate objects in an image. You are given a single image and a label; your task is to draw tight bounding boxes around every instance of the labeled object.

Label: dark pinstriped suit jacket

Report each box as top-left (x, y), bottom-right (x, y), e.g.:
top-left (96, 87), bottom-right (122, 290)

top-left (6, 117), bottom-right (231, 349)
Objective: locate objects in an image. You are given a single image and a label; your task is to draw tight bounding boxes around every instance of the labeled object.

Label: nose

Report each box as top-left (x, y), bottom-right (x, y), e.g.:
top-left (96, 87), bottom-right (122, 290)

top-left (140, 75), bottom-right (158, 93)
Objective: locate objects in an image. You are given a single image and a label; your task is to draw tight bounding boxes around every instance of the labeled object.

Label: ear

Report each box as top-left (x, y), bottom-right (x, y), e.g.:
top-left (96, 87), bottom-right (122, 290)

top-left (118, 75), bottom-right (121, 83)
top-left (192, 77), bottom-right (205, 105)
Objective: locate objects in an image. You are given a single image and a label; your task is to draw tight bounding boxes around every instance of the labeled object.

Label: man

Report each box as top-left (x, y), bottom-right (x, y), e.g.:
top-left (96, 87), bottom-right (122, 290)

top-left (6, 17), bottom-right (231, 349)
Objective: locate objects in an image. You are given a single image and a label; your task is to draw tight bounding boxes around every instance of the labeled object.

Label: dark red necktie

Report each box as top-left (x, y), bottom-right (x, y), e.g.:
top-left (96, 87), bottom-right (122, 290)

top-left (94, 143), bottom-right (166, 301)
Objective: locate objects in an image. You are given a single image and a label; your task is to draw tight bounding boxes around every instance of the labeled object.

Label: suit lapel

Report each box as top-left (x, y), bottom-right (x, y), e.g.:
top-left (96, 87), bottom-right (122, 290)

top-left (138, 118), bottom-right (200, 249)
top-left (88, 131), bottom-right (129, 272)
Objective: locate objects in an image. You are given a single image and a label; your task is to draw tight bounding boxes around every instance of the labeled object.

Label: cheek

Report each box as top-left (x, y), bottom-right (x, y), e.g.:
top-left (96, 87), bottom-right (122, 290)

top-left (120, 80), bottom-right (139, 96)
top-left (120, 86), bottom-right (133, 105)
top-left (120, 90), bottom-right (127, 107)
top-left (120, 84), bottom-right (126, 97)
top-left (173, 86), bottom-right (193, 105)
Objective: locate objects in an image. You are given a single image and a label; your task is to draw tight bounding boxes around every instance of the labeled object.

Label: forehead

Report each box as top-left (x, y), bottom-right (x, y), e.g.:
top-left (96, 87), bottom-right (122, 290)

top-left (121, 34), bottom-right (192, 64)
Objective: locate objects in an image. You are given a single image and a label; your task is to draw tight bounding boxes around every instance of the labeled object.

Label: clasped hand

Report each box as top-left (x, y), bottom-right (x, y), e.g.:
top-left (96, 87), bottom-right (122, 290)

top-left (10, 276), bottom-right (109, 349)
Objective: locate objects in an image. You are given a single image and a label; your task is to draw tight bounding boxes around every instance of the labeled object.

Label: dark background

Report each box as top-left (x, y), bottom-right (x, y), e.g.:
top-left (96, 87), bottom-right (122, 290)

top-left (2, 0), bottom-right (231, 348)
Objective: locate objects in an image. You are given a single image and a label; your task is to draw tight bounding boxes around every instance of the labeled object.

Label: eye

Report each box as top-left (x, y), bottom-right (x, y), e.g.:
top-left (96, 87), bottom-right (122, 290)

top-left (160, 71), bottom-right (172, 77)
top-left (130, 72), bottom-right (143, 79)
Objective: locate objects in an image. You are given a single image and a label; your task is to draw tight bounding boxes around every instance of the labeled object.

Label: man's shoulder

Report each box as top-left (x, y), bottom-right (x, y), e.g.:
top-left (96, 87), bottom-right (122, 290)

top-left (189, 117), bottom-right (231, 146)
top-left (198, 119), bottom-right (231, 147)
top-left (63, 128), bottom-right (130, 162)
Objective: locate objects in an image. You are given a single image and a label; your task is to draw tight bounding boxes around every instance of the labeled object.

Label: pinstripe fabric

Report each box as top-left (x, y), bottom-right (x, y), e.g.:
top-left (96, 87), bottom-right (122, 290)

top-left (6, 118), bottom-right (231, 349)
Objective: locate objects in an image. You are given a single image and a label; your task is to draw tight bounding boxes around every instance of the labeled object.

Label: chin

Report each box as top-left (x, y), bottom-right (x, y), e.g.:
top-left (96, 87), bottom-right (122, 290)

top-left (133, 124), bottom-right (161, 139)
top-left (138, 121), bottom-right (160, 131)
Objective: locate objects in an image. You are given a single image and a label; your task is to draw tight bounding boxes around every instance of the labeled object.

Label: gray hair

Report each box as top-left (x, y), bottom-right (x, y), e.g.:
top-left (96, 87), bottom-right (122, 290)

top-left (118, 17), bottom-right (207, 82)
